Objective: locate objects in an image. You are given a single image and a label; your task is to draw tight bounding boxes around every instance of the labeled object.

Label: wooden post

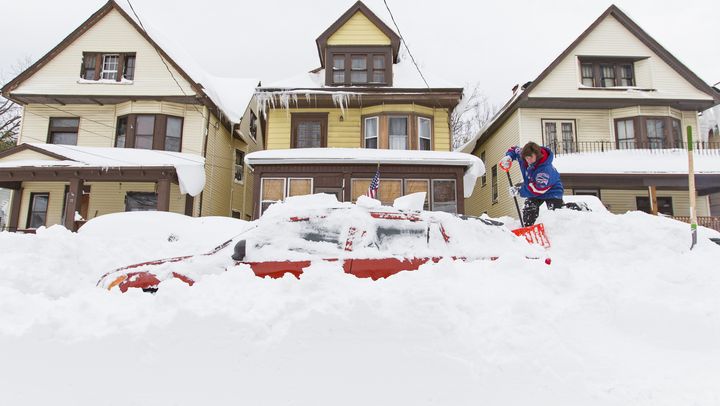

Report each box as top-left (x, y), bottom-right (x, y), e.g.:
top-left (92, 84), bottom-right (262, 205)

top-left (157, 178), bottom-right (171, 212)
top-left (184, 194), bottom-right (194, 216)
top-left (63, 178), bottom-right (83, 231)
top-left (8, 187), bottom-right (23, 232)
top-left (687, 126), bottom-right (698, 249)
top-left (648, 185), bottom-right (658, 215)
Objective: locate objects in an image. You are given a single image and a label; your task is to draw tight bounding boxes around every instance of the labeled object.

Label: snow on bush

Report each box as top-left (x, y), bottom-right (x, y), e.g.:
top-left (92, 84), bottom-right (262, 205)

top-left (0, 206), bottom-right (719, 405)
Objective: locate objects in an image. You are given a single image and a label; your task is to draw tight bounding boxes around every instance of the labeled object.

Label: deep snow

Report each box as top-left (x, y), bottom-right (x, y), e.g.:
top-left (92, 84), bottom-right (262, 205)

top-left (0, 207), bottom-right (719, 405)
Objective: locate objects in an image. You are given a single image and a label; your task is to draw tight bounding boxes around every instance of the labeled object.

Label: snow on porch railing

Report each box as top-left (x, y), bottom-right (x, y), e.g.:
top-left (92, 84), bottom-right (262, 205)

top-left (672, 216), bottom-right (720, 232)
top-left (547, 141), bottom-right (720, 156)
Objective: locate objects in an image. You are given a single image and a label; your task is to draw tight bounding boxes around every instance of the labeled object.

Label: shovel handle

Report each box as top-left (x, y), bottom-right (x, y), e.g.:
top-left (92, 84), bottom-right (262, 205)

top-left (506, 170), bottom-right (525, 228)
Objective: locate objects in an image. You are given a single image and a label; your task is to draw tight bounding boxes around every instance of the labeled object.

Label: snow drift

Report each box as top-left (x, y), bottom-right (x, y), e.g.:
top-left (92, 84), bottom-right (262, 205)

top-left (0, 206), bottom-right (719, 405)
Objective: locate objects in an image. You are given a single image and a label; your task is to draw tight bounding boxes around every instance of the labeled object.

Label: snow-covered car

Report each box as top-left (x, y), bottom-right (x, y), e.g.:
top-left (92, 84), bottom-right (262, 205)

top-left (97, 194), bottom-right (547, 292)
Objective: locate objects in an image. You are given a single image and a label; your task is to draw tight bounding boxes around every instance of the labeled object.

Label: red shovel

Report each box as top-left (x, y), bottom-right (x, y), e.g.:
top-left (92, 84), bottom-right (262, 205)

top-left (505, 170), bottom-right (551, 248)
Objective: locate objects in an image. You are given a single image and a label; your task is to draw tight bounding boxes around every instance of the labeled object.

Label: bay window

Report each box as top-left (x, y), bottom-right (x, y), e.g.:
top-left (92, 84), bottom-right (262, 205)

top-left (614, 116), bottom-right (682, 149)
top-left (115, 114), bottom-right (184, 151)
top-left (361, 114), bottom-right (434, 151)
top-left (616, 118), bottom-right (635, 149)
top-left (364, 116), bottom-right (379, 148)
top-left (388, 116), bottom-right (408, 150)
top-left (646, 118), bottom-right (665, 149)
top-left (417, 117), bottom-right (432, 150)
top-left (134, 115), bottom-right (155, 149)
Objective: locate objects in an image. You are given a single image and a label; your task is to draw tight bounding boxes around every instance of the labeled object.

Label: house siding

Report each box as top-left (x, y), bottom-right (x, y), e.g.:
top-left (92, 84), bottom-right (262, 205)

top-left (582, 189), bottom-right (711, 217)
top-left (326, 12), bottom-right (391, 46)
top-left (12, 9), bottom-right (196, 97)
top-left (200, 112), bottom-right (233, 217)
top-left (528, 15), bottom-right (713, 102)
top-left (16, 182), bottom-right (67, 228)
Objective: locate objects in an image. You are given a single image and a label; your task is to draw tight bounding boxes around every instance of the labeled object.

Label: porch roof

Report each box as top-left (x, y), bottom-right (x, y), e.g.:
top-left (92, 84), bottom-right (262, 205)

top-left (553, 149), bottom-right (720, 175)
top-left (0, 143), bottom-right (206, 196)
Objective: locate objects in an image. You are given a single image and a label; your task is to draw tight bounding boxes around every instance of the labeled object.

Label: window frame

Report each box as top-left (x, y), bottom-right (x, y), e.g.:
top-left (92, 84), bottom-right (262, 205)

top-left (26, 192), bottom-right (49, 229)
top-left (287, 177), bottom-right (314, 198)
top-left (577, 57), bottom-right (639, 88)
top-left (47, 117), bottom-right (80, 145)
top-left (417, 116), bottom-right (433, 151)
top-left (81, 52), bottom-right (136, 82)
top-left (260, 177), bottom-right (287, 215)
top-left (249, 111), bottom-right (258, 141)
top-left (363, 116), bottom-right (379, 149)
top-left (613, 116), bottom-right (683, 149)
top-left (325, 46), bottom-right (393, 87)
top-left (404, 179), bottom-right (430, 210)
top-left (290, 113), bottom-right (328, 149)
top-left (115, 114), bottom-right (184, 152)
top-left (164, 116), bottom-right (184, 152)
top-left (387, 115), bottom-right (409, 150)
top-left (234, 149), bottom-right (245, 183)
top-left (431, 179), bottom-right (458, 214)
top-left (491, 165), bottom-right (498, 204)
top-left (124, 192), bottom-right (158, 212)
top-left (480, 151), bottom-right (486, 187)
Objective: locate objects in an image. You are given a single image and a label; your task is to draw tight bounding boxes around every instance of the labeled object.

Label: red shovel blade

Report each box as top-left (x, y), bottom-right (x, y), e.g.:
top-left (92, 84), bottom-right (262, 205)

top-left (512, 223), bottom-right (551, 248)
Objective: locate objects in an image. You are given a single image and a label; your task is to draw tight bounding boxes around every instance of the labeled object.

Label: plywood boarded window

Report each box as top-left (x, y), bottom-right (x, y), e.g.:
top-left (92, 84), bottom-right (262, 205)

top-left (432, 179), bottom-right (457, 214)
top-left (378, 179), bottom-right (402, 205)
top-left (261, 178), bottom-right (286, 214)
top-left (404, 179), bottom-right (429, 210)
top-left (351, 179), bottom-right (372, 202)
top-left (288, 178), bottom-right (313, 197)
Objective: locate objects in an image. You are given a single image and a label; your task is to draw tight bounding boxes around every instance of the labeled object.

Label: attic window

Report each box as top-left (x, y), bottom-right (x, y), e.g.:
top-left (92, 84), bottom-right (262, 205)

top-left (81, 52), bottom-right (136, 81)
top-left (578, 58), bottom-right (636, 87)
top-left (326, 47), bottom-right (391, 86)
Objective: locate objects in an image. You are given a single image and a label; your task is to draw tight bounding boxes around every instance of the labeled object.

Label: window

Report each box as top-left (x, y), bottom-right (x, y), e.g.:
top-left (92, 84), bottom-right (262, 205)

top-left (388, 117), bottom-right (408, 150)
top-left (364, 117), bottom-right (378, 149)
top-left (27, 193), bottom-right (49, 229)
top-left (81, 53), bottom-right (136, 82)
top-left (578, 59), bottom-right (637, 88)
top-left (260, 178), bottom-right (286, 214)
top-left (491, 165), bottom-right (498, 203)
top-left (326, 48), bottom-right (391, 86)
top-left (404, 179), bottom-right (430, 210)
top-left (115, 117), bottom-right (127, 147)
top-left (288, 178), bottom-right (313, 197)
top-left (580, 63), bottom-right (594, 86)
top-left (332, 55), bottom-right (346, 84)
top-left (164, 116), bottom-right (183, 152)
top-left (234, 150), bottom-right (244, 182)
top-left (646, 119), bottom-right (665, 149)
top-left (115, 115), bottom-right (183, 151)
top-left (432, 180), bottom-right (457, 214)
top-left (125, 192), bottom-right (157, 212)
top-left (480, 151), bottom-right (486, 187)
top-left (291, 113), bottom-right (327, 148)
top-left (47, 118), bottom-right (79, 145)
top-left (134, 115), bottom-right (155, 149)
top-left (249, 111), bottom-right (258, 140)
top-left (573, 189), bottom-right (601, 198)
top-left (351, 179), bottom-right (371, 202)
top-left (351, 55), bottom-right (368, 84)
top-left (616, 118), bottom-right (635, 149)
top-left (636, 196), bottom-right (673, 216)
top-left (542, 119), bottom-right (575, 153)
top-left (378, 179), bottom-right (402, 205)
top-left (417, 117), bottom-right (432, 151)
top-left (671, 119), bottom-right (683, 147)
top-left (123, 55), bottom-right (136, 80)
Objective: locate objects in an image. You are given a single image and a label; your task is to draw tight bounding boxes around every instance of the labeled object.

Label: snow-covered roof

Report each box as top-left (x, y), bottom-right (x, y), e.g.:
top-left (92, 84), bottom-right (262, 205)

top-left (245, 148), bottom-right (484, 198)
top-left (553, 149), bottom-right (720, 175)
top-left (262, 53), bottom-right (460, 90)
top-left (0, 143), bottom-right (206, 196)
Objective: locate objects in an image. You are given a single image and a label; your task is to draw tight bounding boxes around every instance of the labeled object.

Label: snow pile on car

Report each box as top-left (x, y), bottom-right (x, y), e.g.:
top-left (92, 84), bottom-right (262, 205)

top-left (0, 202), bottom-right (719, 405)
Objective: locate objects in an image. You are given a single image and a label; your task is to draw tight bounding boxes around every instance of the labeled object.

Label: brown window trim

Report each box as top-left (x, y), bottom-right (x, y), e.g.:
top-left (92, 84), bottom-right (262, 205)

top-left (290, 113), bottom-right (328, 148)
top-left (578, 57), bottom-right (645, 88)
top-left (325, 46), bottom-right (393, 87)
top-left (47, 117), bottom-right (80, 145)
top-left (81, 52), bottom-right (137, 82)
top-left (360, 113), bottom-right (433, 150)
top-left (26, 192), bottom-right (49, 229)
top-left (613, 116), bottom-right (682, 149)
top-left (116, 114), bottom-right (184, 152)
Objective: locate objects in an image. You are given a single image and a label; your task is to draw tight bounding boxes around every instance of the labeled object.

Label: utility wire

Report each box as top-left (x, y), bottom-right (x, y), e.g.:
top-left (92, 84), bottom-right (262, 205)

top-left (382, 0), bottom-right (431, 91)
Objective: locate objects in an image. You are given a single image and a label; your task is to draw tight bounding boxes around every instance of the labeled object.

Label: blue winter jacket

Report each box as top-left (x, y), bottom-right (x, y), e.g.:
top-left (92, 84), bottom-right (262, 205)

top-left (505, 146), bottom-right (564, 200)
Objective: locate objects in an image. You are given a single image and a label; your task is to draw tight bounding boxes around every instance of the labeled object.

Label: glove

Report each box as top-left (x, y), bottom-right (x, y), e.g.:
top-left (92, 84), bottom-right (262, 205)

top-left (499, 156), bottom-right (512, 172)
top-left (508, 185), bottom-right (520, 197)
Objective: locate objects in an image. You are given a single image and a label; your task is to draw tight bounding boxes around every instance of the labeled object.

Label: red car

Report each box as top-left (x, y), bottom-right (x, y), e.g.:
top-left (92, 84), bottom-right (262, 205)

top-left (97, 199), bottom-right (548, 293)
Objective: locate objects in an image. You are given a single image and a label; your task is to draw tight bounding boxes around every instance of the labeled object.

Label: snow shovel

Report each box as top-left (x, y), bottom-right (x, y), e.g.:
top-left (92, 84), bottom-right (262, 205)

top-left (506, 171), bottom-right (551, 248)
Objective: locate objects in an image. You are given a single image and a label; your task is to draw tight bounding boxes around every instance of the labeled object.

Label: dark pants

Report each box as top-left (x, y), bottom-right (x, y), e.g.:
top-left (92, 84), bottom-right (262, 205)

top-left (522, 198), bottom-right (564, 226)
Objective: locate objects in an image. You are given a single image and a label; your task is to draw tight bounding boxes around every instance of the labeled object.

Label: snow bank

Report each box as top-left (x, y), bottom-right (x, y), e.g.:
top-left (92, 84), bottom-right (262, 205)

top-left (1, 208), bottom-right (720, 405)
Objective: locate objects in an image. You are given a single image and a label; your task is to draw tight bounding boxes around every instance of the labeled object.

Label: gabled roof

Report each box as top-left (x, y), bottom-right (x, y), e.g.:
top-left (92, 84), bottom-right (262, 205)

top-left (458, 4), bottom-right (720, 154)
top-left (315, 1), bottom-right (401, 68)
top-left (0, 0), bottom-right (257, 128)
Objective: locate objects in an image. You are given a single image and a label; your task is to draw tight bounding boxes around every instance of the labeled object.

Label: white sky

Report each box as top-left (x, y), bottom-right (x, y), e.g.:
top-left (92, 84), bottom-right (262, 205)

top-left (2, 0), bottom-right (718, 107)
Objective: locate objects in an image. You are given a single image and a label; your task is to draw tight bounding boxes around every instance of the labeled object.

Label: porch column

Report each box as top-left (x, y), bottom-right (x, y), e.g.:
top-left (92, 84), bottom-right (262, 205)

top-left (157, 178), bottom-right (171, 212)
top-left (648, 185), bottom-right (658, 215)
top-left (184, 194), bottom-right (194, 216)
top-left (8, 187), bottom-right (23, 232)
top-left (64, 178), bottom-right (84, 231)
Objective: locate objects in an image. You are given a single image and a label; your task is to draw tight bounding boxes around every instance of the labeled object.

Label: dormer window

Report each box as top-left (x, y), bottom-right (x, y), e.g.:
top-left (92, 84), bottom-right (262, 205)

top-left (579, 58), bottom-right (637, 87)
top-left (326, 47), bottom-right (391, 86)
top-left (81, 52), bottom-right (136, 81)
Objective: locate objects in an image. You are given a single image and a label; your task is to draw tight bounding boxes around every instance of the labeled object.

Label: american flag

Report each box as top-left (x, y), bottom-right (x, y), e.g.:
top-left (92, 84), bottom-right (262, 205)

top-left (366, 166), bottom-right (380, 199)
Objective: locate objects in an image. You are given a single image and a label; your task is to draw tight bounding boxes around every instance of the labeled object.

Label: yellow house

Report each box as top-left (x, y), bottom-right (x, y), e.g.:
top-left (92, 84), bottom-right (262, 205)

top-left (248, 1), bottom-right (473, 218)
top-left (0, 0), bottom-right (262, 231)
top-left (460, 5), bottom-right (720, 224)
